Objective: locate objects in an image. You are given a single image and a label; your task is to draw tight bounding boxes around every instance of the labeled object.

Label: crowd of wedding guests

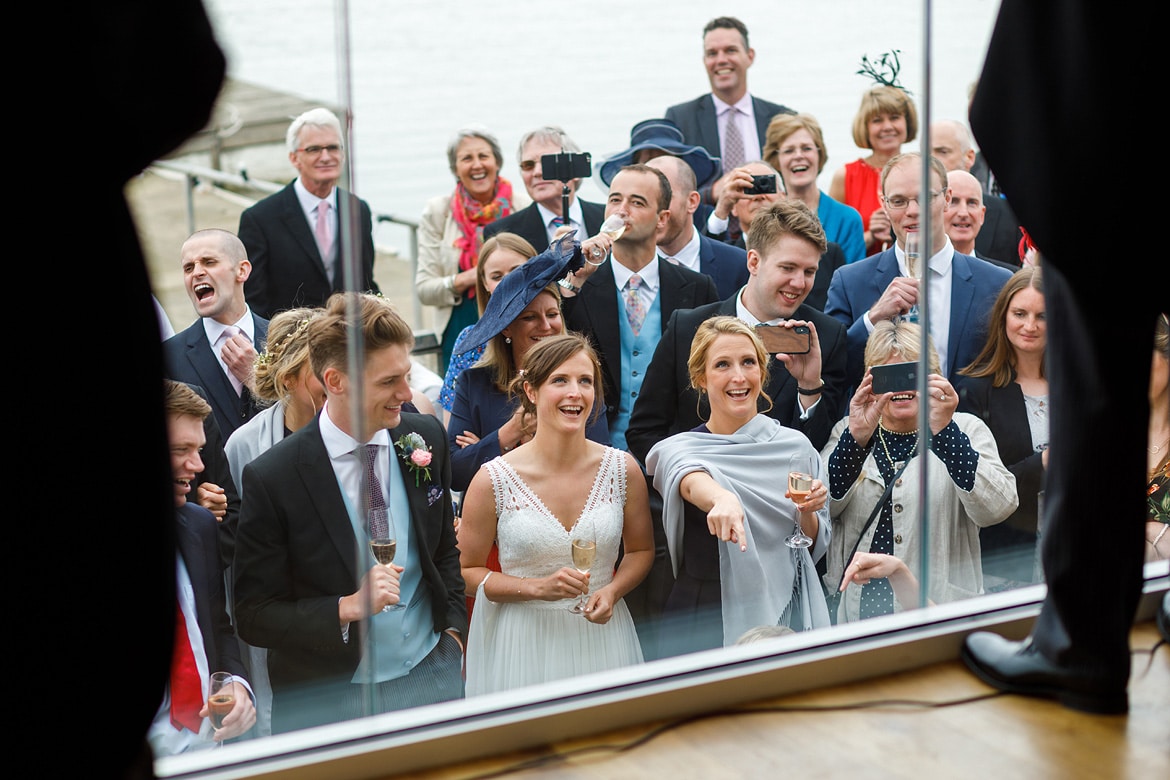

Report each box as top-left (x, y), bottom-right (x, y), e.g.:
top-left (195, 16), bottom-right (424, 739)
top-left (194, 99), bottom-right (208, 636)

top-left (150, 14), bottom-right (1168, 760)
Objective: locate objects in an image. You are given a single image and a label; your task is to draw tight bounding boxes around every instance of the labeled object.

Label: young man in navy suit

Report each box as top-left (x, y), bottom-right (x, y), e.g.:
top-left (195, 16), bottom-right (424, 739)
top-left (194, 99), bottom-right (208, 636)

top-left (233, 292), bottom-right (465, 734)
top-left (150, 380), bottom-right (255, 757)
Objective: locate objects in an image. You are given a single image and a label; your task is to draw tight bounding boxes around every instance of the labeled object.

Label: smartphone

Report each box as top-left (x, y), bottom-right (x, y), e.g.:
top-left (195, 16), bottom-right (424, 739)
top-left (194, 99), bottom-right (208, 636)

top-left (869, 361), bottom-right (919, 394)
top-left (744, 173), bottom-right (778, 195)
top-left (540, 151), bottom-right (592, 182)
top-left (756, 324), bottom-right (811, 354)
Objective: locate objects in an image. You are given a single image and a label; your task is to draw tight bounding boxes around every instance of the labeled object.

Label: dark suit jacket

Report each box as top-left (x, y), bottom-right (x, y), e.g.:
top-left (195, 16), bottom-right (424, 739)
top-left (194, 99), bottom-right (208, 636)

top-left (956, 374), bottom-right (1045, 540)
top-left (233, 412), bottom-right (464, 723)
top-left (483, 199), bottom-right (605, 252)
top-left (563, 259), bottom-right (720, 430)
top-left (974, 194), bottom-right (1022, 267)
top-left (824, 247), bottom-right (1013, 389)
top-left (665, 94), bottom-right (794, 163)
top-left (238, 181), bottom-right (378, 319)
top-left (626, 298), bottom-right (848, 463)
top-left (694, 233), bottom-right (749, 300)
top-left (175, 502), bottom-right (247, 680)
top-left (162, 313), bottom-right (270, 438)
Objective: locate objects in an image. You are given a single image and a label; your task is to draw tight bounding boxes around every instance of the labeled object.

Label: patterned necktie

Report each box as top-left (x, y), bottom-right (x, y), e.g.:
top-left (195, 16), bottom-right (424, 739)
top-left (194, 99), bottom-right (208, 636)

top-left (361, 444), bottom-right (390, 539)
top-left (170, 597), bottom-right (204, 732)
top-left (723, 107), bottom-right (745, 240)
top-left (625, 274), bottom-right (647, 336)
top-left (315, 200), bottom-right (333, 266)
top-left (722, 107), bottom-right (745, 171)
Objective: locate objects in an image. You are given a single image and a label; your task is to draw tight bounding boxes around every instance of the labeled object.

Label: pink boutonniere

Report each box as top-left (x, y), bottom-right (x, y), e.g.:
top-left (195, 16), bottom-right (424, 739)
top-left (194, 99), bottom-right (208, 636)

top-left (395, 432), bottom-right (433, 487)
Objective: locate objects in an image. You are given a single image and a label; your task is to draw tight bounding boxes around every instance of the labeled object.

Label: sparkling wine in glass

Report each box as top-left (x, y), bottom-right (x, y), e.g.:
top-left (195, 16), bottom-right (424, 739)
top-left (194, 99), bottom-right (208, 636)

top-left (786, 455), bottom-right (815, 549)
top-left (208, 671), bottom-right (234, 730)
top-left (903, 230), bottom-right (920, 323)
top-left (569, 536), bottom-right (597, 614)
top-left (369, 511), bottom-right (404, 612)
top-left (589, 214), bottom-right (626, 261)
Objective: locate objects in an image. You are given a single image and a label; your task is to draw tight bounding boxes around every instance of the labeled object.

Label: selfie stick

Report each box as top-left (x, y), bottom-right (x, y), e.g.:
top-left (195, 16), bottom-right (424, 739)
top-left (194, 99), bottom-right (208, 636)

top-left (560, 148), bottom-right (571, 226)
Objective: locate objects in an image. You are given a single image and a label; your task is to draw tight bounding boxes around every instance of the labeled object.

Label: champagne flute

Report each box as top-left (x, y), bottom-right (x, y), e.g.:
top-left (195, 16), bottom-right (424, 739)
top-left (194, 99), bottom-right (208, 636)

top-left (568, 533), bottom-right (597, 614)
top-left (903, 229), bottom-right (920, 324)
top-left (369, 510), bottom-right (403, 612)
top-left (208, 671), bottom-right (235, 731)
top-left (588, 214), bottom-right (626, 262)
top-left (785, 454), bottom-right (815, 549)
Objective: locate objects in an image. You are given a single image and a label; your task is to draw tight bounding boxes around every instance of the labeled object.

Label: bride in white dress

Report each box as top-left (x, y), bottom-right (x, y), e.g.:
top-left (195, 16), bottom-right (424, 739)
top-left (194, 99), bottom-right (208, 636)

top-left (458, 333), bottom-right (653, 696)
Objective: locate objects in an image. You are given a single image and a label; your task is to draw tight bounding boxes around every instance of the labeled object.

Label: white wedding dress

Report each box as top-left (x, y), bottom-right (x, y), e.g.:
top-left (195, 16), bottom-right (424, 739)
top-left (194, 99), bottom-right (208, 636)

top-left (464, 447), bottom-right (644, 696)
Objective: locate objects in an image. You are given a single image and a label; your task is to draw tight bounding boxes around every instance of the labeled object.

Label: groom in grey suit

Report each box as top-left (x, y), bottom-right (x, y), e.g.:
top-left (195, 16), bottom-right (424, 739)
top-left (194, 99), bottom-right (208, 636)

top-left (233, 292), bottom-right (465, 734)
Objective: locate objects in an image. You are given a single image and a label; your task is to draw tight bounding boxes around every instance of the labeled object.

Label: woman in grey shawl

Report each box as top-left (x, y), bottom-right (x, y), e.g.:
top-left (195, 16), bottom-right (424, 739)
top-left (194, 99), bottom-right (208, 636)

top-left (645, 317), bottom-right (831, 655)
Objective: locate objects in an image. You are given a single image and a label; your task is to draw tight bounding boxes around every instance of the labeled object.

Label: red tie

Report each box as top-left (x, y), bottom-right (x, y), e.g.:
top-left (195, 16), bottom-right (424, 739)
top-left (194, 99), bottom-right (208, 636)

top-left (170, 598), bottom-right (204, 732)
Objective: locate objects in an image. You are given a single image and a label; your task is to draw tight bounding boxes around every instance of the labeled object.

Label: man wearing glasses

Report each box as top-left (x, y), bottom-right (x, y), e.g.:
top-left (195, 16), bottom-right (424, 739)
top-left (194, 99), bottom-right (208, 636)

top-left (239, 107), bottom-right (379, 319)
top-left (824, 152), bottom-right (1012, 390)
top-left (484, 126), bottom-right (605, 251)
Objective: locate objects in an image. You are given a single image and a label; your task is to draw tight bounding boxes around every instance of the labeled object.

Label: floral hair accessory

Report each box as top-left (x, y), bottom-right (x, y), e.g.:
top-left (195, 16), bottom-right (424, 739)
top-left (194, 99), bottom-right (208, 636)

top-left (857, 50), bottom-right (911, 94)
top-left (255, 317), bottom-right (313, 369)
top-left (395, 432), bottom-right (433, 487)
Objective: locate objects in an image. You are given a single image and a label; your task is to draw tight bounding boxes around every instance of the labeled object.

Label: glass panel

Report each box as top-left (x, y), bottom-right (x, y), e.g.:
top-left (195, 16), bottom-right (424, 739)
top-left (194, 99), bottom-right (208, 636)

top-left (140, 1), bottom-right (1063, 775)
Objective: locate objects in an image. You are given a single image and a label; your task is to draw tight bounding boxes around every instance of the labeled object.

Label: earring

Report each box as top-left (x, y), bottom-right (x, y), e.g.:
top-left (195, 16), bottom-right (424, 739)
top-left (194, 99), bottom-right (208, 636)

top-left (505, 336), bottom-right (512, 344)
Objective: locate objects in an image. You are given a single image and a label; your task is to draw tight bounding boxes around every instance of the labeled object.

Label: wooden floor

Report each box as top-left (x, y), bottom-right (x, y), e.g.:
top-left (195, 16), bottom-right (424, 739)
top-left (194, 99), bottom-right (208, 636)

top-left (407, 622), bottom-right (1168, 780)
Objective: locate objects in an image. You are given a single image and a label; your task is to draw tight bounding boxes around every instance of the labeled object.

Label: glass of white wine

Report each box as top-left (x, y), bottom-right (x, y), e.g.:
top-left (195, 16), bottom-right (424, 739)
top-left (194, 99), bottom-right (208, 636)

top-left (588, 214), bottom-right (627, 262)
top-left (785, 454), bottom-right (815, 549)
top-left (569, 534), bottom-right (597, 614)
top-left (208, 671), bottom-right (235, 731)
top-left (903, 229), bottom-right (920, 324)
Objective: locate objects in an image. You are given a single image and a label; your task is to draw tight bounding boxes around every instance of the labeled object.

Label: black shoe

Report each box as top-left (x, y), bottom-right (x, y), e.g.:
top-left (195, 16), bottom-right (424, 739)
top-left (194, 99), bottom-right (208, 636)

top-left (961, 632), bottom-right (1128, 715)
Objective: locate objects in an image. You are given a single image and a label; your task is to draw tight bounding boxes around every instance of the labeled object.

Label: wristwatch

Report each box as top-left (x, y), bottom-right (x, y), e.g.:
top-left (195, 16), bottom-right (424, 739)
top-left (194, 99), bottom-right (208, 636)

top-left (796, 380), bottom-right (825, 396)
top-left (557, 277), bottom-right (582, 294)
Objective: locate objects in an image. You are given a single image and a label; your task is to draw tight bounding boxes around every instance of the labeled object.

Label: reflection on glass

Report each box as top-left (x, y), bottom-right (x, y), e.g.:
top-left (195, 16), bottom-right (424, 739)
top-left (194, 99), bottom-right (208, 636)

top-left (152, 1), bottom-right (1033, 773)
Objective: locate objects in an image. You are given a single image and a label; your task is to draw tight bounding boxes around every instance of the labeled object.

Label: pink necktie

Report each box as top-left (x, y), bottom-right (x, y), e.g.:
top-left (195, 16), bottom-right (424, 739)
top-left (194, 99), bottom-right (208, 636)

top-left (361, 444), bottom-right (389, 539)
top-left (315, 201), bottom-right (332, 261)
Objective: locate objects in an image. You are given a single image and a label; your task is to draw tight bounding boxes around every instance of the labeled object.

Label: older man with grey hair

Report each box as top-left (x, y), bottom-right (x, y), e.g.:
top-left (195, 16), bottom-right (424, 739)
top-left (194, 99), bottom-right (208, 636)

top-left (484, 125), bottom-right (605, 250)
top-left (238, 107), bottom-right (379, 318)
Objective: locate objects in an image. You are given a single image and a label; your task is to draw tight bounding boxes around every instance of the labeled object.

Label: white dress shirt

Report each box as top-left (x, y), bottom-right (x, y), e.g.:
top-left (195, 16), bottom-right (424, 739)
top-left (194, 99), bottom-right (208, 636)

top-left (537, 199), bottom-right (588, 246)
top-left (658, 226), bottom-right (703, 272)
top-left (712, 92), bottom-right (761, 163)
top-left (202, 309), bottom-right (256, 396)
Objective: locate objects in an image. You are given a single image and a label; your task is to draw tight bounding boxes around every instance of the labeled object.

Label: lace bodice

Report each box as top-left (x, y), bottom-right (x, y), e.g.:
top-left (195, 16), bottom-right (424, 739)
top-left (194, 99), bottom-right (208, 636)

top-left (485, 447), bottom-right (627, 594)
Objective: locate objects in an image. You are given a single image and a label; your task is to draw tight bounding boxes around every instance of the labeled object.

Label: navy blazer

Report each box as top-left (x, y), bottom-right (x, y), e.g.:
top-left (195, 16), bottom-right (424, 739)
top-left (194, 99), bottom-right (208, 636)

top-left (563, 258), bottom-right (720, 431)
top-left (175, 503), bottom-right (247, 680)
top-left (665, 94), bottom-right (794, 164)
top-left (238, 181), bottom-right (378, 319)
top-left (824, 247), bottom-right (1013, 389)
top-left (626, 298), bottom-right (848, 463)
top-left (483, 199), bottom-right (605, 252)
top-left (975, 194), bottom-right (1022, 267)
top-left (162, 313), bottom-right (270, 439)
top-left (233, 412), bottom-right (465, 721)
top-left (695, 233), bottom-right (750, 300)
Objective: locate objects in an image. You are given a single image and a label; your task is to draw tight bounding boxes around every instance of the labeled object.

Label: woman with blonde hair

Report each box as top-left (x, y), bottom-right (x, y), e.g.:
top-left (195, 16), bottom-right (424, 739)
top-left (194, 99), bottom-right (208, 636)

top-left (822, 320), bottom-right (1016, 624)
top-left (646, 316), bottom-right (831, 656)
top-left (829, 85), bottom-right (918, 255)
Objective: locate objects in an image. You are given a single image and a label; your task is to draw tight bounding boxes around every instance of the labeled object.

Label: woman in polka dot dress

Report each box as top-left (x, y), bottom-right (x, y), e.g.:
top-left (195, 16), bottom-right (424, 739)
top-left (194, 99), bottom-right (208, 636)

top-left (820, 320), bottom-right (1018, 624)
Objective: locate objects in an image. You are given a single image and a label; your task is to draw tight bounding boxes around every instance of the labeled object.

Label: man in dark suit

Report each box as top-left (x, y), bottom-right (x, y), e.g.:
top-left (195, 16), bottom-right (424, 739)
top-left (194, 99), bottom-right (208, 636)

top-left (557, 164), bottom-right (720, 450)
top-left (646, 154), bottom-right (749, 299)
top-left (664, 16), bottom-right (794, 211)
top-left (944, 170), bottom-right (1019, 272)
top-left (628, 199), bottom-right (848, 462)
top-left (233, 292), bottom-right (465, 734)
top-left (150, 381), bottom-right (255, 757)
top-left (931, 119), bottom-right (1021, 267)
top-left (238, 107), bottom-right (378, 319)
top-left (825, 153), bottom-right (1012, 391)
top-left (163, 228), bottom-right (269, 439)
top-left (962, 0), bottom-right (1168, 714)
top-left (484, 126), bottom-right (604, 251)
